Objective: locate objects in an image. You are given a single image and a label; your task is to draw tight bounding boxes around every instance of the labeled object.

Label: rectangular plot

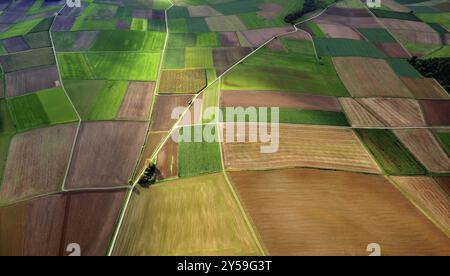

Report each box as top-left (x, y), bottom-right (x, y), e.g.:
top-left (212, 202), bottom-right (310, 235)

top-left (314, 38), bottom-right (386, 58)
top-left (220, 31), bottom-right (240, 46)
top-left (2, 36), bottom-right (30, 53)
top-left (0, 48), bottom-right (55, 73)
top-left (185, 47), bottom-right (213, 68)
top-left (57, 53), bottom-right (94, 79)
top-left (5, 66), bottom-right (60, 97)
top-left (419, 100), bottom-right (450, 126)
top-left (52, 31), bottom-right (99, 52)
top-left (65, 121), bottom-right (148, 189)
top-left (156, 138), bottom-right (178, 180)
top-left (338, 98), bottom-right (384, 127)
top-left (131, 18), bottom-right (148, 31)
top-left (23, 31), bottom-right (52, 49)
top-left (90, 30), bottom-right (165, 51)
top-left (150, 94), bottom-right (193, 131)
top-left (117, 81), bottom-right (155, 120)
top-left (158, 69), bottom-right (206, 94)
top-left (206, 15), bottom-right (247, 32)
top-left (402, 77), bottom-right (450, 99)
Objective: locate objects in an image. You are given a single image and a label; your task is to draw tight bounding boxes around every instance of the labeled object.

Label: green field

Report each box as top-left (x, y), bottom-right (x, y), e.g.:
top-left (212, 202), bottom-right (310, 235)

top-left (167, 33), bottom-right (197, 48)
top-left (211, 0), bottom-right (263, 15)
top-left (64, 80), bottom-right (128, 120)
top-left (358, 28), bottom-right (396, 43)
top-left (416, 13), bottom-right (450, 24)
top-left (168, 18), bottom-right (189, 33)
top-left (435, 132), bottom-right (450, 156)
top-left (185, 47), bottom-right (213, 68)
top-left (131, 18), bottom-right (148, 31)
top-left (30, 17), bottom-right (54, 33)
top-left (0, 18), bottom-right (44, 40)
top-left (24, 31), bottom-right (52, 49)
top-left (307, 22), bottom-right (326, 38)
top-left (0, 48), bottom-right (55, 73)
top-left (58, 52), bottom-right (161, 81)
top-left (0, 100), bottom-right (15, 184)
top-left (202, 82), bottom-right (220, 124)
top-left (314, 38), bottom-right (386, 58)
top-left (178, 125), bottom-right (223, 178)
top-left (52, 31), bottom-right (97, 51)
top-left (8, 88), bottom-right (79, 132)
top-left (387, 58), bottom-right (422, 78)
top-left (426, 46), bottom-right (450, 58)
top-left (335, 0), bottom-right (366, 8)
top-left (239, 12), bottom-right (285, 29)
top-left (163, 48), bottom-right (185, 69)
top-left (370, 9), bottom-right (420, 21)
top-left (90, 30), bottom-right (165, 51)
top-left (196, 32), bottom-right (220, 47)
top-left (186, 18), bottom-right (210, 33)
top-left (405, 42), bottom-right (441, 56)
top-left (357, 129), bottom-right (427, 175)
top-left (148, 19), bottom-right (166, 32)
top-left (167, 6), bottom-right (190, 19)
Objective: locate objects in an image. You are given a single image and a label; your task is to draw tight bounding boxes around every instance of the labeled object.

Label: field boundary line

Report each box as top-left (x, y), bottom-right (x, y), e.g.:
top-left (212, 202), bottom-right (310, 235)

top-left (48, 3), bottom-right (83, 193)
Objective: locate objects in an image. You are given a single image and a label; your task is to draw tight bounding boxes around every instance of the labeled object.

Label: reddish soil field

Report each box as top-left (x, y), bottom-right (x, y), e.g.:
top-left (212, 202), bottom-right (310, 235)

top-left (134, 131), bottom-right (168, 181)
top-left (65, 121), bottom-right (147, 189)
top-left (0, 124), bottom-right (78, 203)
top-left (222, 124), bottom-right (380, 173)
top-left (150, 94), bottom-right (193, 131)
top-left (394, 129), bottom-right (450, 173)
top-left (419, 100), bottom-right (450, 126)
top-left (358, 98), bottom-right (427, 127)
top-left (333, 57), bottom-right (413, 98)
top-left (62, 189), bottom-right (126, 256)
top-left (316, 23), bottom-right (362, 40)
top-left (5, 66), bottom-right (60, 97)
top-left (402, 78), bottom-right (449, 99)
top-left (325, 7), bottom-right (372, 17)
top-left (0, 194), bottom-right (66, 256)
top-left (179, 94), bottom-right (203, 126)
top-left (220, 32), bottom-right (240, 47)
top-left (315, 14), bottom-right (381, 28)
top-left (221, 90), bottom-right (341, 111)
top-left (339, 98), bottom-right (384, 127)
top-left (257, 3), bottom-right (283, 20)
top-left (380, 18), bottom-right (441, 45)
top-left (391, 176), bottom-right (450, 236)
top-left (434, 177), bottom-right (450, 195)
top-left (213, 47), bottom-right (252, 74)
top-left (266, 39), bottom-right (287, 52)
top-left (229, 168), bottom-right (450, 255)
top-left (117, 81), bottom-right (155, 120)
top-left (240, 27), bottom-right (294, 47)
top-left (156, 137), bottom-right (178, 180)
top-left (281, 30), bottom-right (311, 41)
top-left (158, 69), bottom-right (206, 94)
top-left (375, 43), bottom-right (410, 58)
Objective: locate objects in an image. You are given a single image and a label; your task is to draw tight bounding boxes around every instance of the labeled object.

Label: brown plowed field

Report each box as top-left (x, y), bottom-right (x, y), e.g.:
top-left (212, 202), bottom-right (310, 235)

top-left (394, 129), bottom-right (450, 173)
top-left (391, 176), bottom-right (450, 235)
top-left (434, 177), bottom-right (450, 195)
top-left (258, 3), bottom-right (283, 20)
top-left (62, 190), bottom-right (126, 256)
top-left (333, 57), bottom-right (413, 98)
top-left (375, 43), bottom-right (410, 58)
top-left (213, 47), bottom-right (252, 70)
top-left (5, 66), bottom-right (60, 97)
top-left (358, 98), bottom-right (427, 127)
top-left (338, 98), bottom-right (384, 127)
top-left (316, 23), bottom-right (362, 40)
top-left (0, 194), bottom-right (66, 256)
top-left (221, 90), bottom-right (341, 111)
top-left (222, 124), bottom-right (380, 173)
top-left (150, 94), bottom-right (194, 131)
top-left (0, 124), bottom-right (77, 203)
top-left (117, 81), bottom-right (155, 120)
top-left (158, 69), bottom-right (206, 94)
top-left (315, 14), bottom-right (381, 28)
top-left (65, 121), bottom-right (147, 188)
top-left (419, 100), bottom-right (450, 126)
top-left (156, 137), bottom-right (178, 180)
top-left (380, 18), bottom-right (441, 45)
top-left (228, 168), bottom-right (450, 255)
top-left (240, 27), bottom-right (294, 47)
top-left (402, 78), bottom-right (449, 99)
top-left (220, 32), bottom-right (240, 47)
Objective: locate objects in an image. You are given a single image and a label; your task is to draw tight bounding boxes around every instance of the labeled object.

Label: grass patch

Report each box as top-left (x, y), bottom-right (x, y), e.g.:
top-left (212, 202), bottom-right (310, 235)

top-left (167, 6), bottom-right (190, 19)
top-left (357, 129), bottom-right (427, 175)
top-left (358, 28), bottom-right (396, 43)
top-left (72, 18), bottom-right (118, 31)
top-left (168, 18), bottom-right (188, 33)
top-left (90, 30), bottom-right (165, 51)
top-left (178, 125), bottom-right (223, 177)
top-left (307, 22), bottom-right (326, 38)
top-left (148, 19), bottom-right (166, 32)
top-left (405, 42), bottom-right (441, 56)
top-left (185, 47), bottom-right (214, 68)
top-left (211, 0), bottom-right (263, 15)
top-left (387, 58), bottom-right (422, 78)
top-left (8, 88), bottom-right (78, 132)
top-left (426, 46), bottom-right (450, 58)
top-left (58, 53), bottom-right (94, 79)
top-left (196, 32), bottom-right (220, 47)
top-left (30, 17), bottom-right (54, 33)
top-left (314, 38), bottom-right (386, 58)
top-left (0, 48), bottom-right (55, 72)
top-left (131, 18), bottom-right (148, 31)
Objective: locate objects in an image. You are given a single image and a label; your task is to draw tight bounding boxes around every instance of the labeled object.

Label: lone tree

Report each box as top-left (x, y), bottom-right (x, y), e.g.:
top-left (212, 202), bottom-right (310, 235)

top-left (138, 162), bottom-right (157, 187)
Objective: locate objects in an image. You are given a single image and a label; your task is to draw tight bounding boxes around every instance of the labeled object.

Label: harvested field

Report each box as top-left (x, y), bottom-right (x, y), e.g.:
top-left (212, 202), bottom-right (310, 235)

top-left (62, 190), bottom-right (126, 256)
top-left (156, 137), bottom-right (178, 180)
top-left (338, 98), bottom-right (384, 127)
top-left (0, 124), bottom-right (77, 203)
top-left (435, 176), bottom-right (450, 195)
top-left (222, 124), bottom-right (381, 173)
top-left (5, 66), bottom-right (60, 97)
top-left (188, 5), bottom-right (222, 17)
top-left (391, 176), bottom-right (450, 235)
top-left (2, 37), bottom-right (29, 53)
top-left (65, 121), bottom-right (147, 189)
top-left (240, 27), bottom-right (294, 47)
top-left (358, 98), bottom-right (427, 127)
top-left (205, 15), bottom-right (247, 32)
top-left (375, 43), bottom-right (410, 58)
top-left (333, 57), bottom-right (413, 98)
top-left (150, 95), bottom-right (193, 131)
top-left (419, 100), bottom-right (450, 126)
top-left (220, 32), bottom-right (240, 46)
top-left (213, 47), bottom-right (252, 72)
top-left (134, 131), bottom-right (168, 181)
top-left (316, 23), bottom-right (362, 40)
top-left (257, 3), bottom-right (283, 20)
top-left (380, 18), bottom-right (441, 44)
top-left (117, 82), bottom-right (155, 120)
top-left (158, 69), bottom-right (206, 94)
top-left (228, 168), bottom-right (450, 255)
top-left (221, 90), bottom-right (341, 112)
top-left (112, 173), bottom-right (262, 256)
top-left (394, 129), bottom-right (450, 173)
top-left (0, 194), bottom-right (66, 256)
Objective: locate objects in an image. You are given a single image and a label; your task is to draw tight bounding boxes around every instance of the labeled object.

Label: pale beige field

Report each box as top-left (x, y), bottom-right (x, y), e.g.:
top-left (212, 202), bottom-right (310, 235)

top-left (338, 98), bottom-right (384, 127)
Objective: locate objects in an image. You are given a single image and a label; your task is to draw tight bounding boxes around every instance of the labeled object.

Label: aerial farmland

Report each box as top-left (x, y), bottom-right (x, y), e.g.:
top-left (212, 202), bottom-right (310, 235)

top-left (0, 0), bottom-right (449, 257)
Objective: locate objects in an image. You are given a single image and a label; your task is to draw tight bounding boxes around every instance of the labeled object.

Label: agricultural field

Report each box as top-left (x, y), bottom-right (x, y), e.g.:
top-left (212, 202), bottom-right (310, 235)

top-left (1, 0), bottom-right (450, 257)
